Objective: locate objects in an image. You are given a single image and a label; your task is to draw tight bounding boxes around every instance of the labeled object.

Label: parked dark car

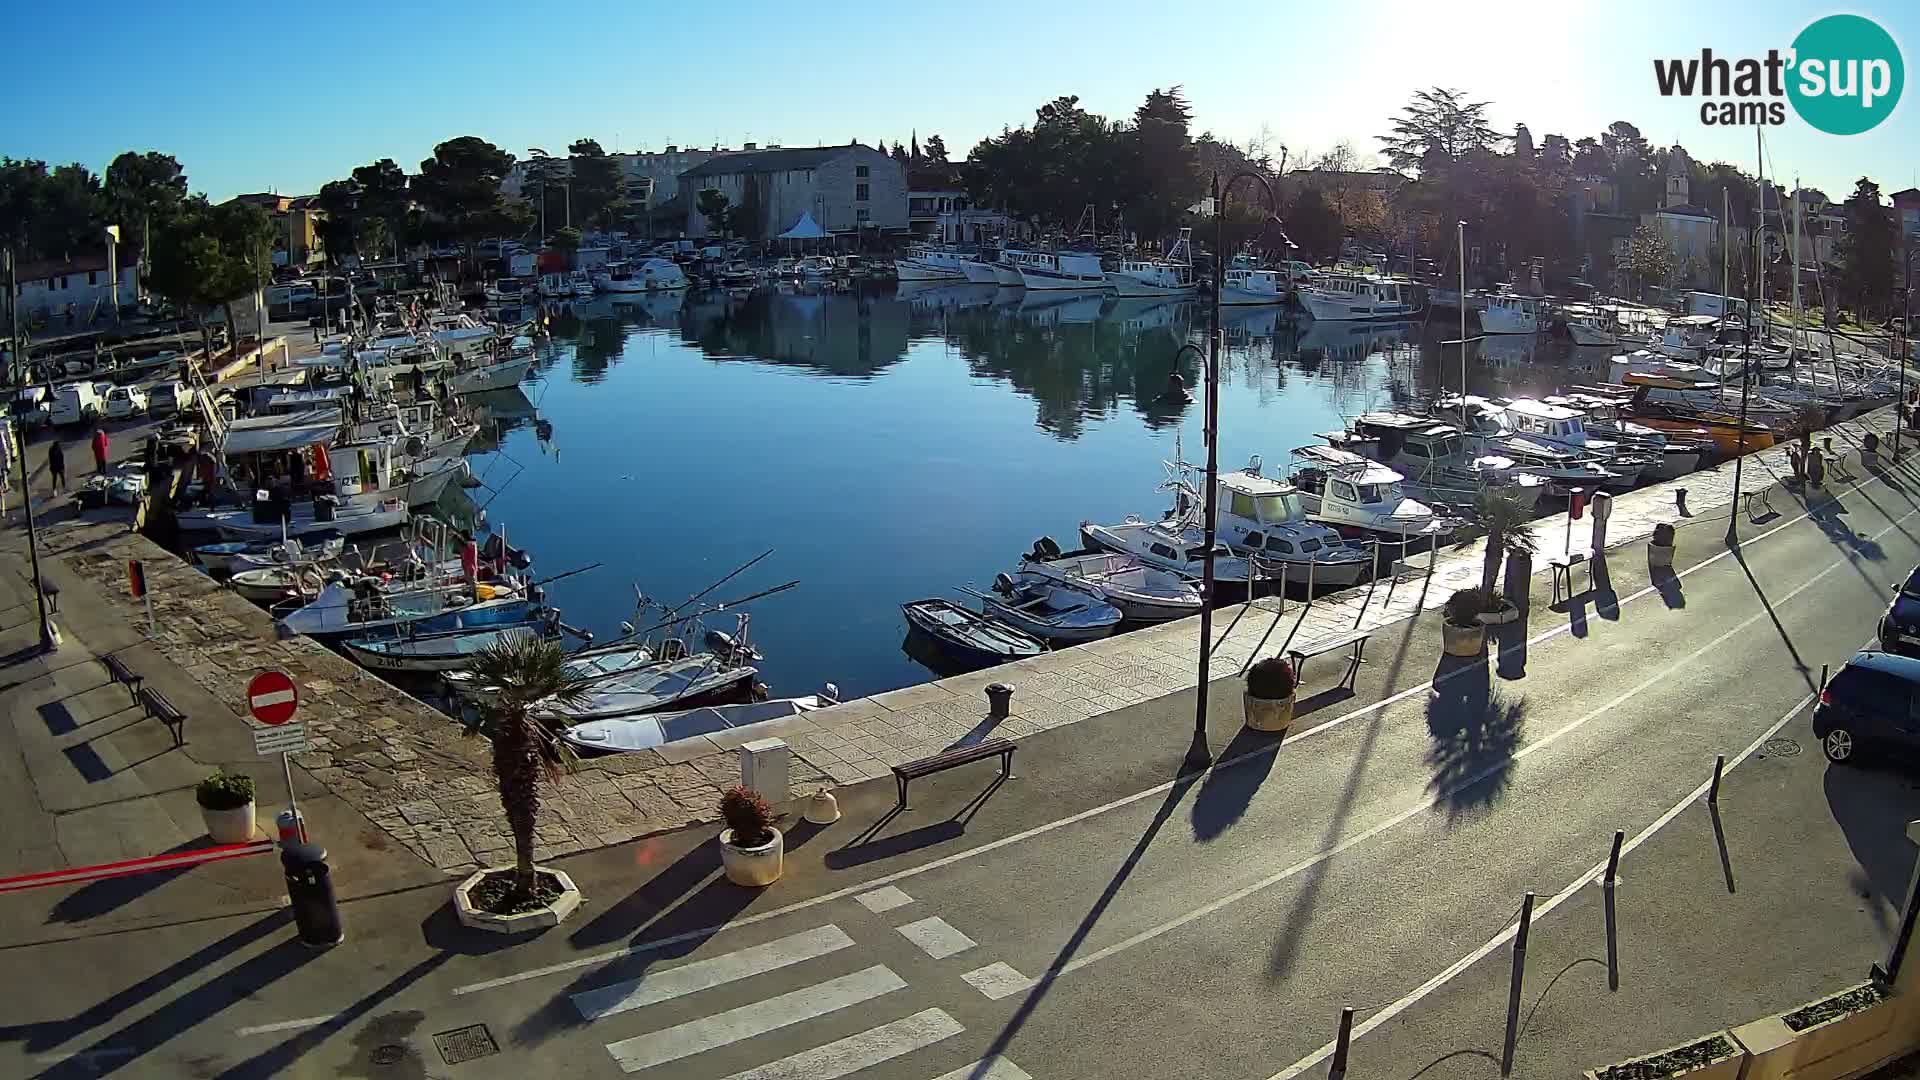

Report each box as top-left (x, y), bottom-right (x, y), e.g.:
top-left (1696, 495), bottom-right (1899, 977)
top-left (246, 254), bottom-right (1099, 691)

top-left (1812, 651), bottom-right (1920, 765)
top-left (1876, 566), bottom-right (1920, 656)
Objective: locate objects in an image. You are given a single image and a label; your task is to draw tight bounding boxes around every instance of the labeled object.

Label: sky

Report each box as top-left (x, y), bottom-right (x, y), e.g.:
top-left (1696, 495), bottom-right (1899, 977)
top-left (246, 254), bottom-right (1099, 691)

top-left (4, 0), bottom-right (1914, 203)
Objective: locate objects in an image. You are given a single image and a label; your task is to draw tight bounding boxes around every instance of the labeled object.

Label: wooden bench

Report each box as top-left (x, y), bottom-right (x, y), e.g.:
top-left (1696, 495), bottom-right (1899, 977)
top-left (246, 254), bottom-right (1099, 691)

top-left (1286, 629), bottom-right (1372, 690)
top-left (99, 652), bottom-right (143, 705)
top-left (1550, 550), bottom-right (1591, 604)
top-left (892, 737), bottom-right (1014, 809)
top-left (137, 686), bottom-right (187, 748)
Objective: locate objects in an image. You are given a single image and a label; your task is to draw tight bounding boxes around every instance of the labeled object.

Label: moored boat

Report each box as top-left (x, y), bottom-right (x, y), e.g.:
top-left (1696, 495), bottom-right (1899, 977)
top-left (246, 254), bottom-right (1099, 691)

top-left (1016, 540), bottom-right (1202, 623)
top-left (963, 576), bottom-right (1123, 645)
top-left (901, 598), bottom-right (1047, 670)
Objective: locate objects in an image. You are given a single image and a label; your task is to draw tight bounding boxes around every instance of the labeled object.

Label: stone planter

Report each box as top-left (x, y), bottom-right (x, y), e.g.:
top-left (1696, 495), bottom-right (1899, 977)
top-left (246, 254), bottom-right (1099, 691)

top-left (453, 866), bottom-right (583, 934)
top-left (1476, 601), bottom-right (1521, 626)
top-left (1583, 1031), bottom-right (1745, 1080)
top-left (720, 827), bottom-right (784, 887)
top-left (1243, 692), bottom-right (1295, 735)
top-left (1648, 542), bottom-right (1675, 568)
top-left (1732, 982), bottom-right (1906, 1080)
top-left (1441, 621), bottom-right (1486, 656)
top-left (201, 801), bottom-right (256, 844)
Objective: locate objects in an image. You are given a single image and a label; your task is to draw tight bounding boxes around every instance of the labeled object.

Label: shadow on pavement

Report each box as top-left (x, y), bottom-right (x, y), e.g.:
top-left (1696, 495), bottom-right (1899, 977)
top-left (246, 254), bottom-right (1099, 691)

top-left (1824, 765), bottom-right (1920, 923)
top-left (1651, 564), bottom-right (1685, 609)
top-left (1190, 727), bottom-right (1282, 842)
top-left (1591, 555), bottom-right (1620, 621)
top-left (209, 957), bottom-right (447, 1080)
top-left (1424, 654), bottom-right (1527, 820)
top-left (1733, 549), bottom-right (1817, 692)
top-left (1494, 615), bottom-right (1530, 682)
top-left (46, 838), bottom-right (226, 924)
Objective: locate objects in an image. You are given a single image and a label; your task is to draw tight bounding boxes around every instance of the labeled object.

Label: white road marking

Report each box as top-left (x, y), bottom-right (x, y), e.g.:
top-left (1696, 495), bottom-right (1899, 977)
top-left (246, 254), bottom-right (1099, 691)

top-left (933, 1060), bottom-right (1034, 1080)
top-left (855, 885), bottom-right (915, 913)
top-left (716, 1008), bottom-right (963, 1080)
top-left (961, 962), bottom-right (1034, 1000)
top-left (234, 1014), bottom-right (335, 1036)
top-left (985, 540), bottom-right (1893, 998)
top-left (572, 925), bottom-right (855, 1021)
top-left (454, 478), bottom-right (1912, 999)
top-left (896, 916), bottom-right (976, 959)
top-left (1264, 686), bottom-right (1824, 1080)
top-left (604, 964), bottom-right (906, 1073)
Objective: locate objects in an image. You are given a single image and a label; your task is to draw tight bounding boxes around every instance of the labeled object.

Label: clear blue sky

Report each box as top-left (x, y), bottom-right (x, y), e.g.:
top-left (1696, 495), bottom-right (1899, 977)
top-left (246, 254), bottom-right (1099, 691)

top-left (5, 0), bottom-right (1912, 202)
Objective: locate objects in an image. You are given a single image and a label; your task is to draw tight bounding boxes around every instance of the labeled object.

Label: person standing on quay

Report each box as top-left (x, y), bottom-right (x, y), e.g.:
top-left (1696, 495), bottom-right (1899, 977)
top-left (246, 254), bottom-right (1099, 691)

top-left (90, 426), bottom-right (110, 475)
top-left (47, 439), bottom-right (66, 494)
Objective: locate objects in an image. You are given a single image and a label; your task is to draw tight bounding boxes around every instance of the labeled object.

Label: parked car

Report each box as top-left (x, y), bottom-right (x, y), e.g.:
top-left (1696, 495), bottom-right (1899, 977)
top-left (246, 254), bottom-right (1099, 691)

top-left (105, 385), bottom-right (150, 420)
top-left (1812, 650), bottom-right (1920, 765)
top-left (148, 381), bottom-right (196, 419)
top-left (50, 381), bottom-right (103, 427)
top-left (1877, 566), bottom-right (1920, 656)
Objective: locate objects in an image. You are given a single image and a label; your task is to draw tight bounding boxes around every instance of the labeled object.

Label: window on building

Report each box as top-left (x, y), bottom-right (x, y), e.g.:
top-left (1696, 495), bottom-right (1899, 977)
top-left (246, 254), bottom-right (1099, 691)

top-left (856, 184), bottom-right (869, 201)
top-left (856, 165), bottom-right (869, 178)
top-left (856, 209), bottom-right (870, 223)
top-left (87, 271), bottom-right (97, 285)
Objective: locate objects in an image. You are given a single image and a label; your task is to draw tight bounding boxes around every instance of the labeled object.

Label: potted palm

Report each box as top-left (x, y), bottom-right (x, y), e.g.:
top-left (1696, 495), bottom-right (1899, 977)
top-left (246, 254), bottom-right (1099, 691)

top-left (197, 769), bottom-right (256, 843)
top-left (1475, 489), bottom-right (1537, 624)
top-left (719, 786), bottom-right (783, 886)
top-left (452, 634), bottom-right (588, 933)
top-left (1649, 521), bottom-right (1677, 568)
top-left (1442, 588), bottom-right (1490, 655)
top-left (1243, 655), bottom-right (1298, 735)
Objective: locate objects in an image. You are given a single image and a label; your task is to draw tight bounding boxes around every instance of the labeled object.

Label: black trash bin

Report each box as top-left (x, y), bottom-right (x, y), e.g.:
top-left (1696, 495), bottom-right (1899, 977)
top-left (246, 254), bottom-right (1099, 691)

top-left (281, 842), bottom-right (343, 946)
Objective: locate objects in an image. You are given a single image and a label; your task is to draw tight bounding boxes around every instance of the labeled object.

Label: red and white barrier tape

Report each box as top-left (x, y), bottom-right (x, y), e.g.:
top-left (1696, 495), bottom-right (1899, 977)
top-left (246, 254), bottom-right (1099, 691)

top-left (0, 840), bottom-right (277, 894)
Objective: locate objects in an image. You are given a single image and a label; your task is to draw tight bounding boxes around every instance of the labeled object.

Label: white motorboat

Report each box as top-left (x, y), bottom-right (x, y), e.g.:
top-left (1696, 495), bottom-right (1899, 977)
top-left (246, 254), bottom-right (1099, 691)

top-left (1546, 393), bottom-right (1705, 480)
top-left (202, 497), bottom-right (410, 541)
top-left (1479, 291), bottom-right (1550, 334)
top-left (795, 256), bottom-right (836, 280)
top-left (343, 621), bottom-right (553, 673)
top-left (560, 691), bottom-right (839, 754)
top-left (1079, 517), bottom-right (1257, 592)
top-left (1199, 463), bottom-right (1373, 588)
top-left (1499, 398), bottom-right (1656, 489)
top-left (1329, 413), bottom-right (1550, 511)
top-left (537, 272), bottom-right (575, 299)
top-left (444, 640), bottom-right (655, 703)
top-left (1561, 303), bottom-right (1649, 347)
top-left (1106, 231), bottom-right (1197, 298)
top-left (1220, 267), bottom-right (1287, 306)
top-left (992, 248), bottom-right (1051, 287)
top-left (630, 257), bottom-right (690, 291)
top-left (533, 653), bottom-right (759, 722)
top-left (895, 244), bottom-right (974, 282)
top-left (194, 534), bottom-right (343, 574)
top-left (425, 312), bottom-right (498, 362)
top-left (1298, 273), bottom-right (1422, 321)
top-left (959, 258), bottom-right (1002, 285)
top-left (568, 269), bottom-right (596, 296)
top-left (963, 575), bottom-right (1123, 645)
top-left (1017, 541), bottom-right (1202, 623)
top-left (277, 579), bottom-right (531, 639)
top-left (229, 564), bottom-right (326, 604)
top-left (447, 356), bottom-right (534, 395)
top-left (1652, 314), bottom-right (1721, 360)
top-left (1016, 249), bottom-right (1107, 291)
top-left (1287, 445), bottom-right (1458, 541)
top-left (484, 277), bottom-right (534, 305)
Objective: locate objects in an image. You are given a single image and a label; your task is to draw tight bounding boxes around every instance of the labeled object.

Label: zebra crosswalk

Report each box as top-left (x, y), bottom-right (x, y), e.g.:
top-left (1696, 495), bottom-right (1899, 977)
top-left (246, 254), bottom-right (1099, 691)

top-left (570, 905), bottom-right (1032, 1079)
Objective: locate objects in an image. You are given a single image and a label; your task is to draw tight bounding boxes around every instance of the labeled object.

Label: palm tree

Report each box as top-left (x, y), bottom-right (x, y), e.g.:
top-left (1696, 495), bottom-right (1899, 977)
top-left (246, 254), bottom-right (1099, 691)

top-left (1477, 487), bottom-right (1540, 601)
top-left (466, 634), bottom-right (591, 899)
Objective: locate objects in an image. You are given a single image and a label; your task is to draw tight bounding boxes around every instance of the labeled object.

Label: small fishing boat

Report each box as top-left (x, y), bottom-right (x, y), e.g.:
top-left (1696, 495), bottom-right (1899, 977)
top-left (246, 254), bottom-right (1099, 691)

top-left (901, 598), bottom-right (1047, 670)
top-left (203, 498), bottom-right (410, 541)
top-left (194, 533), bottom-right (343, 574)
top-left (533, 653), bottom-right (759, 721)
top-left (1078, 517), bottom-right (1258, 592)
top-left (443, 640), bottom-right (655, 704)
top-left (229, 565), bottom-right (326, 604)
top-left (446, 356), bottom-right (534, 395)
top-left (962, 575), bottom-right (1122, 645)
top-left (1017, 540), bottom-right (1203, 623)
top-left (277, 579), bottom-right (531, 639)
top-left (343, 621), bottom-right (554, 673)
top-left (559, 690), bottom-right (840, 754)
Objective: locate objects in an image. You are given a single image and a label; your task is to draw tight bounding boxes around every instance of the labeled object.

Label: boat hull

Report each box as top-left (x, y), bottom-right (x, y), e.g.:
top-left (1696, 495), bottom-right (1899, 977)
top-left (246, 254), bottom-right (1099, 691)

top-left (895, 261), bottom-right (967, 282)
top-left (1106, 273), bottom-right (1196, 299)
top-left (449, 357), bottom-right (534, 395)
top-left (960, 262), bottom-right (1002, 285)
top-left (1016, 267), bottom-right (1107, 292)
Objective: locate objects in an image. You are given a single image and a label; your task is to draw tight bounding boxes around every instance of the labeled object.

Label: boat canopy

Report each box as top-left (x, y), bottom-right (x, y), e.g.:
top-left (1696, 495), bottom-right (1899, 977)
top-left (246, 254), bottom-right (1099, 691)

top-left (223, 410), bottom-right (340, 455)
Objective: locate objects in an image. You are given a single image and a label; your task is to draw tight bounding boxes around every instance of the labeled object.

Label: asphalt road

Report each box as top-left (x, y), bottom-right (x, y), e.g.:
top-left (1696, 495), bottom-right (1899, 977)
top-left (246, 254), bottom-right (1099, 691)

top-left (6, 462), bottom-right (1920, 1080)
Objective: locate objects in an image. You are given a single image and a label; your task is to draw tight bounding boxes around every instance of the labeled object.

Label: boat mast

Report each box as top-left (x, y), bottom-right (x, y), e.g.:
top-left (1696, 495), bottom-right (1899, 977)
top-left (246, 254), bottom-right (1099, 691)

top-left (1458, 220), bottom-right (1468, 434)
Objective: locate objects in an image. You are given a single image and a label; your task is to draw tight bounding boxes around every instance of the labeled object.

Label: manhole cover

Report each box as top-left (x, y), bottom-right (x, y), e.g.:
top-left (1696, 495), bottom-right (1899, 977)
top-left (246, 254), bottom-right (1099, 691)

top-left (368, 1044), bottom-right (407, 1066)
top-left (434, 1024), bottom-right (499, 1065)
top-left (1763, 738), bottom-right (1802, 757)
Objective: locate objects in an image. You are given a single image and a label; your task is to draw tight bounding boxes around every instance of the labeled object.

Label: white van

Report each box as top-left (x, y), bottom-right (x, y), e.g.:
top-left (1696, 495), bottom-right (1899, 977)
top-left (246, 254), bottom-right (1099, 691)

top-left (148, 381), bottom-right (197, 418)
top-left (51, 382), bottom-right (103, 427)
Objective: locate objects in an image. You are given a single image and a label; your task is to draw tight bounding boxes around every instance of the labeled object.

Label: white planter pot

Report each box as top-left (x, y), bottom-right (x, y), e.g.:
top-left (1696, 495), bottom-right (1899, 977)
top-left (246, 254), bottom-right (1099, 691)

top-left (1648, 542), bottom-right (1675, 568)
top-left (1441, 621), bottom-right (1486, 656)
top-left (720, 826), bottom-right (784, 886)
top-left (201, 801), bottom-right (256, 844)
top-left (1243, 692), bottom-right (1295, 734)
top-left (452, 865), bottom-right (584, 934)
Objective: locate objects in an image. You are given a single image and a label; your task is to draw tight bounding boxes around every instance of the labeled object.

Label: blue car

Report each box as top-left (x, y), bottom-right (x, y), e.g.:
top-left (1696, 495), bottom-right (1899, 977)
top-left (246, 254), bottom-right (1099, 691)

top-left (1812, 651), bottom-right (1920, 766)
top-left (1876, 566), bottom-right (1920, 657)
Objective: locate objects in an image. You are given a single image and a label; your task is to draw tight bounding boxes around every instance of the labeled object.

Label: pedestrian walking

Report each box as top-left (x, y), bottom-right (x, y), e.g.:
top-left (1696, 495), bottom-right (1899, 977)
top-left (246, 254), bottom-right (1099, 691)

top-left (47, 439), bottom-right (66, 493)
top-left (90, 426), bottom-right (110, 475)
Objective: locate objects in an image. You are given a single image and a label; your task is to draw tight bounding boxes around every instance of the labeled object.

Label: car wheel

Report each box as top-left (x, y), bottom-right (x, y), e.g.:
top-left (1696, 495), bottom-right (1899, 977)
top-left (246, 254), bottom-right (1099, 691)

top-left (1821, 728), bottom-right (1856, 764)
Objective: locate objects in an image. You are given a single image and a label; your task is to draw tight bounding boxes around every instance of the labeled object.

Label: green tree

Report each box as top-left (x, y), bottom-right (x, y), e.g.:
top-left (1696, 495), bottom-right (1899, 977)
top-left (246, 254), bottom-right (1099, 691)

top-left (1836, 177), bottom-right (1896, 320)
top-left (103, 151), bottom-right (188, 246)
top-left (1625, 222), bottom-right (1676, 296)
top-left (696, 188), bottom-right (732, 236)
top-left (1377, 88), bottom-right (1502, 176)
top-left (413, 136), bottom-right (517, 256)
top-left (355, 215), bottom-right (389, 261)
top-left (350, 158), bottom-right (410, 250)
top-left (465, 635), bottom-right (590, 900)
top-left (568, 139), bottom-right (628, 228)
top-left (923, 134), bottom-right (949, 165)
top-left (144, 198), bottom-right (273, 360)
top-left (551, 226), bottom-right (582, 254)
top-left (1123, 86), bottom-right (1200, 244)
top-left (522, 151), bottom-right (569, 236)
top-left (1285, 186), bottom-right (1342, 262)
top-left (1476, 488), bottom-right (1538, 601)
top-left (314, 179), bottom-right (360, 265)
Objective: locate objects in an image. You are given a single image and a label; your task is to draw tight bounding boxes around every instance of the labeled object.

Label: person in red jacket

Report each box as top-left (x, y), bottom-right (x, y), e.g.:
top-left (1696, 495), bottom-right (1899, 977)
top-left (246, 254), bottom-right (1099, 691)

top-left (90, 426), bottom-right (110, 475)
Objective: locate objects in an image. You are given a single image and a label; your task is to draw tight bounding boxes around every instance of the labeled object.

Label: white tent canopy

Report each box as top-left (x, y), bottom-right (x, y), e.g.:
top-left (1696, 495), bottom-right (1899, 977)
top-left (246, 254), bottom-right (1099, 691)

top-left (778, 212), bottom-right (827, 240)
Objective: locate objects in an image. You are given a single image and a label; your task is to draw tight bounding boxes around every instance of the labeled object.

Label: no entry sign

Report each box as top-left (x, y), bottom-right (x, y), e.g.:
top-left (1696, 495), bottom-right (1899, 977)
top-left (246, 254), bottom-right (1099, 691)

top-left (247, 670), bottom-right (299, 726)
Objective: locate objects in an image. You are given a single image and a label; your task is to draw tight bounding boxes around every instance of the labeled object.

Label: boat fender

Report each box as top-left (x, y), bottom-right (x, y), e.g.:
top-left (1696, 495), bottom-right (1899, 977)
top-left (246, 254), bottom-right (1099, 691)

top-left (992, 572), bottom-right (1016, 595)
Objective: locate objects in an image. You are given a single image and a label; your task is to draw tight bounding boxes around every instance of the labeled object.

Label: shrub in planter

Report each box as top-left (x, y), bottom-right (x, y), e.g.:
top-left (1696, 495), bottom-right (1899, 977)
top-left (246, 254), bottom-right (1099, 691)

top-left (1442, 588), bottom-right (1490, 656)
top-left (1588, 1032), bottom-right (1743, 1080)
top-left (1649, 521), bottom-right (1678, 569)
top-left (1243, 655), bottom-right (1297, 734)
top-left (718, 785), bottom-right (783, 886)
top-left (196, 769), bottom-right (256, 843)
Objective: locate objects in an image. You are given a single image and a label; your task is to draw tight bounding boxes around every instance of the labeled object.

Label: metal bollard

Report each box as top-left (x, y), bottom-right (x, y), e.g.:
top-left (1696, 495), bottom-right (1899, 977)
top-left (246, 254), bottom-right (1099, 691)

top-left (1501, 892), bottom-right (1536, 1076)
top-left (1674, 488), bottom-right (1688, 516)
top-left (281, 842), bottom-right (343, 947)
top-left (276, 808), bottom-right (307, 844)
top-left (986, 682), bottom-right (1014, 720)
top-left (1327, 1006), bottom-right (1356, 1080)
top-left (1708, 754), bottom-right (1725, 806)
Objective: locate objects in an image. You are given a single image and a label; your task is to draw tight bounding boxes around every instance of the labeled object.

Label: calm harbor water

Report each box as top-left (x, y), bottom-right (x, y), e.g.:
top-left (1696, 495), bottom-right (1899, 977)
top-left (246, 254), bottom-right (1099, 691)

top-left (466, 283), bottom-right (1605, 700)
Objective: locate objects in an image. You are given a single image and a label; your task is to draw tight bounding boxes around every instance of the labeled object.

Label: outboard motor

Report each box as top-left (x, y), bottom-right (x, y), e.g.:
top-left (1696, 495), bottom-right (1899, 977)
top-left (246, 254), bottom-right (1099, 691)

top-left (992, 572), bottom-right (1016, 595)
top-left (1031, 536), bottom-right (1062, 560)
top-left (404, 436), bottom-right (424, 458)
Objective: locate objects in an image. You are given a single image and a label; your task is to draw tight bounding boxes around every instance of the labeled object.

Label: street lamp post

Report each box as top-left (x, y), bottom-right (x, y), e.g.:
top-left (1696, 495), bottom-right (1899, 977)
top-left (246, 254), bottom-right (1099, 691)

top-left (1898, 252), bottom-right (1914, 462)
top-left (5, 249), bottom-right (56, 652)
top-left (1188, 170), bottom-right (1283, 769)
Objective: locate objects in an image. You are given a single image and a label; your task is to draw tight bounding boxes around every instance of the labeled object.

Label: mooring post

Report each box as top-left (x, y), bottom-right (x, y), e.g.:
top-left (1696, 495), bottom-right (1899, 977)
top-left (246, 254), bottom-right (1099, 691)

top-left (1501, 892), bottom-right (1536, 1076)
top-left (1327, 1006), bottom-right (1355, 1080)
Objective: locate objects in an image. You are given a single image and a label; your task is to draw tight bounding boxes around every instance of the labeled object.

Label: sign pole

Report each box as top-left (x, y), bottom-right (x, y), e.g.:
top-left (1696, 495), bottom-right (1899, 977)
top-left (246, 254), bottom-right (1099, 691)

top-left (246, 669), bottom-right (307, 843)
top-left (281, 749), bottom-right (304, 842)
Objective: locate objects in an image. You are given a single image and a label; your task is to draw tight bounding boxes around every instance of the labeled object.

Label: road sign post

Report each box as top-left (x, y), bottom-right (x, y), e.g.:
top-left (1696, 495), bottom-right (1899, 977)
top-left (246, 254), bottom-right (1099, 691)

top-left (127, 559), bottom-right (154, 638)
top-left (247, 671), bottom-right (305, 843)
